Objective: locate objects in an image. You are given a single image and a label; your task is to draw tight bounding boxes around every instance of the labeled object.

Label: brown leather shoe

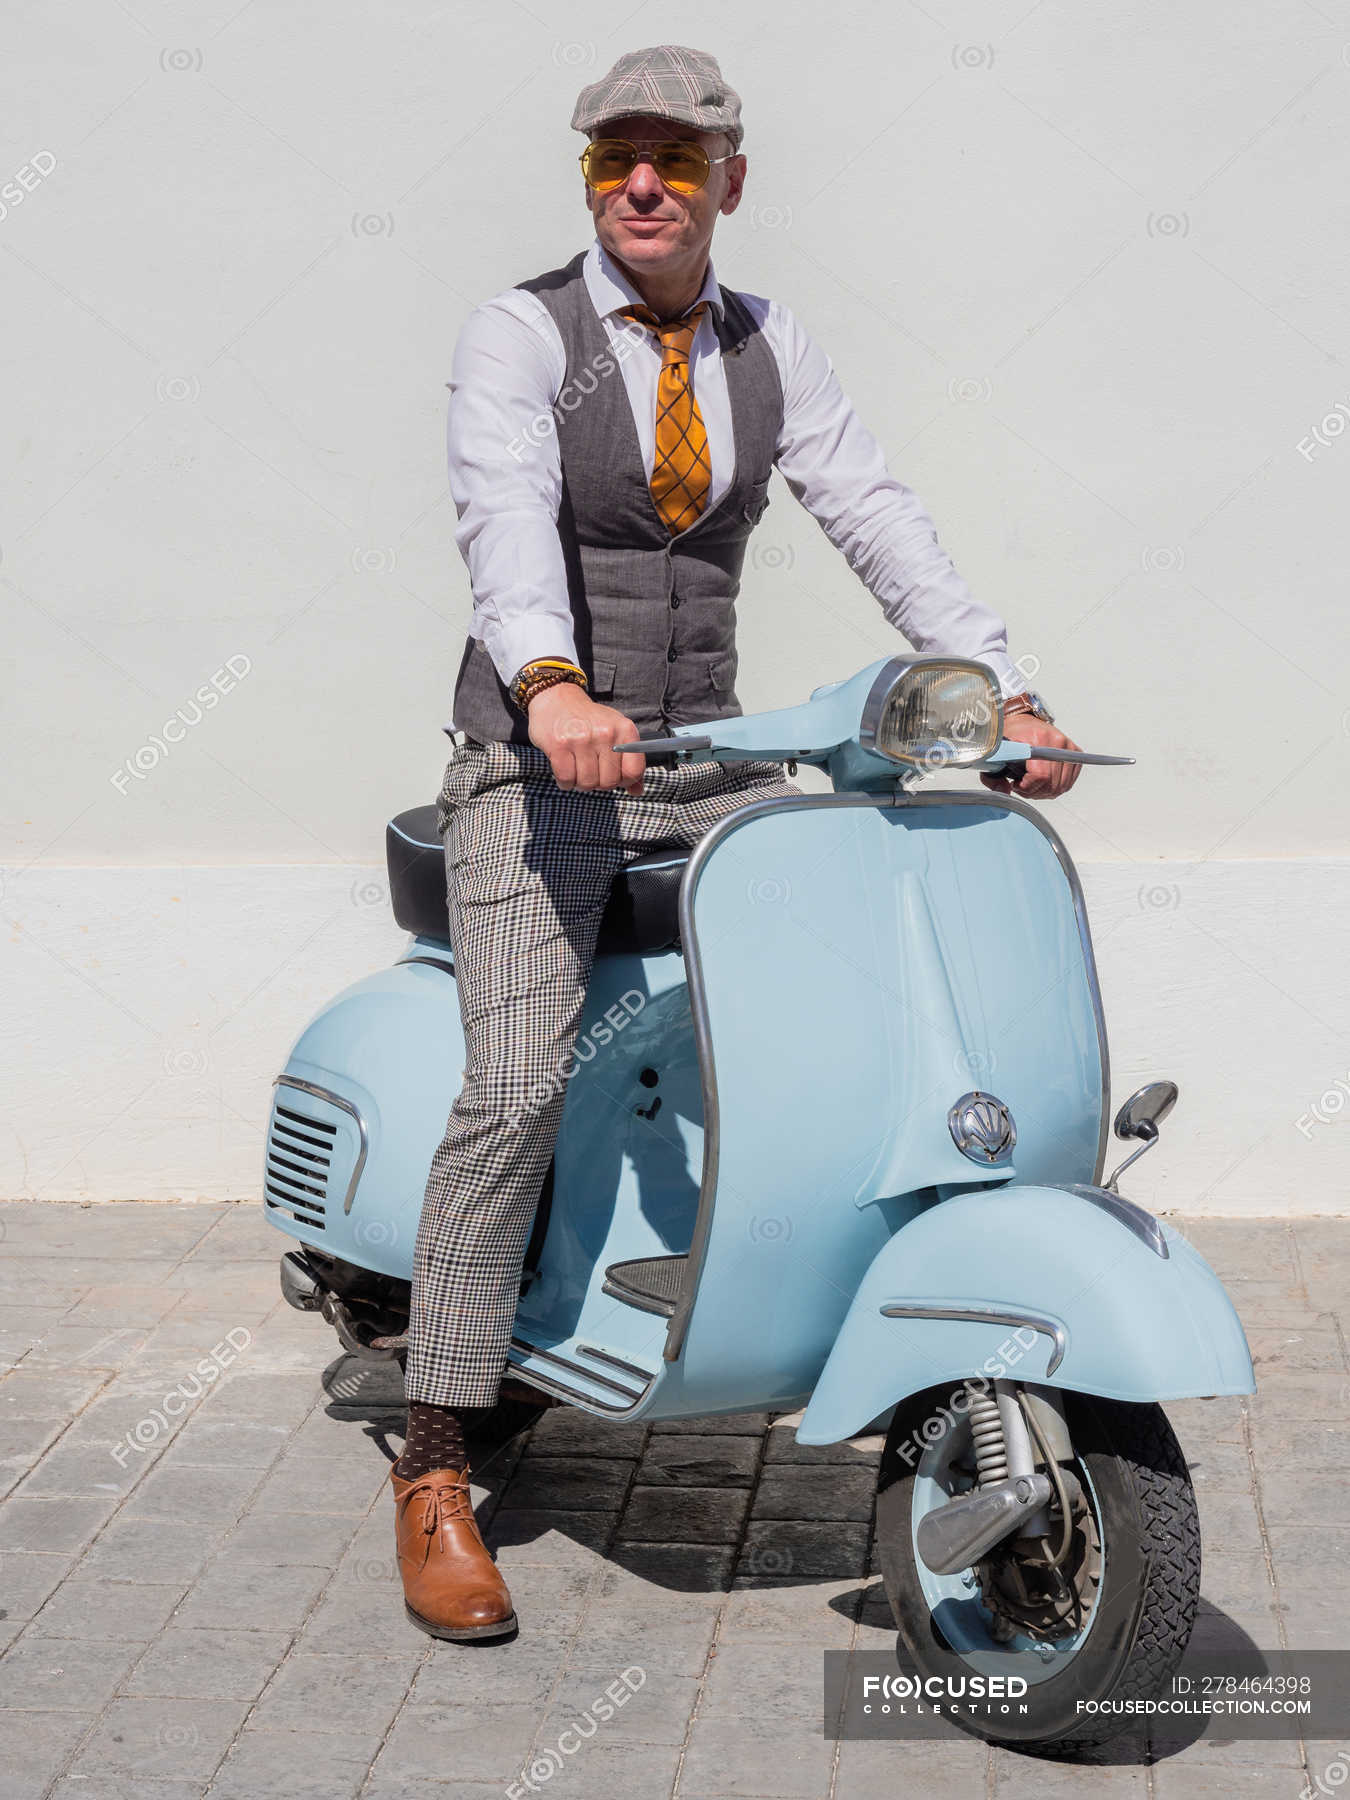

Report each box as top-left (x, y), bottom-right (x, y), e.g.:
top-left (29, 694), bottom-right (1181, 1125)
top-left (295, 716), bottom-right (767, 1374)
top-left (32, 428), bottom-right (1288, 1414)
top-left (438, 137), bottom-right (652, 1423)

top-left (390, 1462), bottom-right (517, 1641)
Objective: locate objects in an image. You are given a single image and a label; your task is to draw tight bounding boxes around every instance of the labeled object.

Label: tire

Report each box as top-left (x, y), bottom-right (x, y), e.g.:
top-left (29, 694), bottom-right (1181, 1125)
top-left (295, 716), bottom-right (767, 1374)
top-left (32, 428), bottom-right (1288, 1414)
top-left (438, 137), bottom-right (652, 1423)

top-left (875, 1383), bottom-right (1201, 1754)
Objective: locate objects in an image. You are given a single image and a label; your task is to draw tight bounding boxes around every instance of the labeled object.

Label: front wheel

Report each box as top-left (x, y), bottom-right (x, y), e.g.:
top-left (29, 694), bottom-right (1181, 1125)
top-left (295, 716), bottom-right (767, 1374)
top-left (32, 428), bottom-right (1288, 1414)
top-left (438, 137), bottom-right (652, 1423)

top-left (874, 1384), bottom-right (1200, 1754)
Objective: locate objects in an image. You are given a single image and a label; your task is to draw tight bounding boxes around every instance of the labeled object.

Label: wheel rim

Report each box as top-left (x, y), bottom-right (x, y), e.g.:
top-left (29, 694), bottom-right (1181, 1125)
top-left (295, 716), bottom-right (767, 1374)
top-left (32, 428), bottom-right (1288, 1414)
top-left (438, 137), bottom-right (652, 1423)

top-left (909, 1406), bottom-right (1105, 1685)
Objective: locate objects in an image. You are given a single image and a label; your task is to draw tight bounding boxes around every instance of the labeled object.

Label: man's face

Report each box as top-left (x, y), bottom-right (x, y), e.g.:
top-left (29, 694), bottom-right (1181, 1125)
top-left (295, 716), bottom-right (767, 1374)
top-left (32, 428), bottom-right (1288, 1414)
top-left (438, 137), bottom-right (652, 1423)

top-left (584, 114), bottom-right (744, 274)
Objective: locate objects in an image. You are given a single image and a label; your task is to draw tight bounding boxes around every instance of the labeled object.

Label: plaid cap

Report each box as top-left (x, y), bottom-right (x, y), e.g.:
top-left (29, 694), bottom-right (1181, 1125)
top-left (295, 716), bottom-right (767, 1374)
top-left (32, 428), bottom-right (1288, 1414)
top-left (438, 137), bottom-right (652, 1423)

top-left (571, 44), bottom-right (743, 150)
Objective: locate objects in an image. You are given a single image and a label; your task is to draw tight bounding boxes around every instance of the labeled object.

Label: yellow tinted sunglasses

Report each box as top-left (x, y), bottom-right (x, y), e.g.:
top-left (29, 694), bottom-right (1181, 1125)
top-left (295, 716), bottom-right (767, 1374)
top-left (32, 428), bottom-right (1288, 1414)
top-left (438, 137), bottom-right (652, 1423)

top-left (579, 137), bottom-right (734, 195)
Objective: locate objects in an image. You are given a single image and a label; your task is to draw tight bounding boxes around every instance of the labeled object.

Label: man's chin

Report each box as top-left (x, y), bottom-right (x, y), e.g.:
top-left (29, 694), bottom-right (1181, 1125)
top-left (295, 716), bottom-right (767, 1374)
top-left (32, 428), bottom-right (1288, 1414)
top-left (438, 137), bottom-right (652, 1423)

top-left (610, 223), bottom-right (681, 260)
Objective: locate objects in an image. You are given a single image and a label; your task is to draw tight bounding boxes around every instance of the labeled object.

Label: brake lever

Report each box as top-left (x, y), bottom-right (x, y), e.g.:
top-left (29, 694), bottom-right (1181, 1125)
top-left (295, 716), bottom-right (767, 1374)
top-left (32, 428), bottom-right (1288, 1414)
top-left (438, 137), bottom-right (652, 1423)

top-left (984, 744), bottom-right (1135, 776)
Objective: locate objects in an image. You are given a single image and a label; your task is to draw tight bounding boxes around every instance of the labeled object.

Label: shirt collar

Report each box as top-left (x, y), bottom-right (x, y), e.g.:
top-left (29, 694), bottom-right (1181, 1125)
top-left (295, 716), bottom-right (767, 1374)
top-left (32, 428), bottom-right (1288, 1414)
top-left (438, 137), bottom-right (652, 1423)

top-left (585, 237), bottom-right (723, 325)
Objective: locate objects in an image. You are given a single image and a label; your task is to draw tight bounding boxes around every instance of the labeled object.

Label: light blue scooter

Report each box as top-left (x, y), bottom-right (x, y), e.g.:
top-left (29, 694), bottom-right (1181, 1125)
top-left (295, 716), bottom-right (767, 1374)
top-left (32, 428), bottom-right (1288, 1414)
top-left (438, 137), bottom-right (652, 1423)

top-left (263, 656), bottom-right (1254, 1752)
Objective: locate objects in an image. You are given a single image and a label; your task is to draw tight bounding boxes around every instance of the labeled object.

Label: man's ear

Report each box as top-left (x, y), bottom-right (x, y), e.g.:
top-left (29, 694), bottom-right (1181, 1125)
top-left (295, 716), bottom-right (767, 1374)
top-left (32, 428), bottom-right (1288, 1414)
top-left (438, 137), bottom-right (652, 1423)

top-left (719, 153), bottom-right (746, 216)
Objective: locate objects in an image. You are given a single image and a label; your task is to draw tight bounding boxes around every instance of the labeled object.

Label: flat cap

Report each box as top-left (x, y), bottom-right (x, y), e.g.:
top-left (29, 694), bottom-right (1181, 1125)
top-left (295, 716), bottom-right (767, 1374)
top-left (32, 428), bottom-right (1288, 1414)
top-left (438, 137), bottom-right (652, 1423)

top-left (571, 44), bottom-right (743, 150)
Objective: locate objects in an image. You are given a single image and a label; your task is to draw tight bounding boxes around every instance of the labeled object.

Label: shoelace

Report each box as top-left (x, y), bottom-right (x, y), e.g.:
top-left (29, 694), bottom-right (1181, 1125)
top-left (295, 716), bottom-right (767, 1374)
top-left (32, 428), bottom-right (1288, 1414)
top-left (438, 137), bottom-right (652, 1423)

top-left (402, 1472), bottom-right (475, 1569)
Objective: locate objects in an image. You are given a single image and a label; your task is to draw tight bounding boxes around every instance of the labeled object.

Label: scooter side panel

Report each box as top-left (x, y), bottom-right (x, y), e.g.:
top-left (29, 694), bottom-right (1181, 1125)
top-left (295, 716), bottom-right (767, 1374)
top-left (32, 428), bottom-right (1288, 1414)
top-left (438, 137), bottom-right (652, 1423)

top-left (667, 797), bottom-right (1107, 1417)
top-left (264, 952), bottom-right (463, 1279)
top-left (796, 1185), bottom-right (1256, 1444)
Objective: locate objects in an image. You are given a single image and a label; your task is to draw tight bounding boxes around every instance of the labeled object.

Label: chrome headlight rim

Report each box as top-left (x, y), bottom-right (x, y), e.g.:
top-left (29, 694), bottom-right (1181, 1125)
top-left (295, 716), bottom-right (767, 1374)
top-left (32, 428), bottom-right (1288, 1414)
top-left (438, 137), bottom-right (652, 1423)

top-left (858, 655), bottom-right (1004, 769)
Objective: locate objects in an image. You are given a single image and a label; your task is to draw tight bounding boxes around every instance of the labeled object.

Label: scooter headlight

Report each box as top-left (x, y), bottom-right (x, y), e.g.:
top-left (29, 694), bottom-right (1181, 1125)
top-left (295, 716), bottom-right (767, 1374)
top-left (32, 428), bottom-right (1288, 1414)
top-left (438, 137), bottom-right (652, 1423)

top-left (861, 658), bottom-right (1002, 769)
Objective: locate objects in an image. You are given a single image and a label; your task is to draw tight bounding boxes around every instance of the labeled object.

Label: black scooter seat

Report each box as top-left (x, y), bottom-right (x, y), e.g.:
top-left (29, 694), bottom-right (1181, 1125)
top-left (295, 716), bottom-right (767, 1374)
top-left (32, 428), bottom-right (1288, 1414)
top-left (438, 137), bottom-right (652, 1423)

top-left (386, 806), bottom-right (687, 957)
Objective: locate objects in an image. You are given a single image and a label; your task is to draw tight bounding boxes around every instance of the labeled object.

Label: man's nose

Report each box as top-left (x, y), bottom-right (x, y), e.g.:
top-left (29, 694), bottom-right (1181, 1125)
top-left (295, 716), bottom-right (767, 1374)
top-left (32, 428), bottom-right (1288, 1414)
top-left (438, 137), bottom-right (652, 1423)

top-left (626, 158), bottom-right (666, 204)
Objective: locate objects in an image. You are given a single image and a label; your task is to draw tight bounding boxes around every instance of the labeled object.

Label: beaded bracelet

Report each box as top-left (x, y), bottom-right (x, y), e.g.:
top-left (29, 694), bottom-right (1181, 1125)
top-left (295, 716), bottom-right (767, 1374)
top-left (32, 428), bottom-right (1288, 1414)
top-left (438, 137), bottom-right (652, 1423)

top-left (508, 658), bottom-right (589, 711)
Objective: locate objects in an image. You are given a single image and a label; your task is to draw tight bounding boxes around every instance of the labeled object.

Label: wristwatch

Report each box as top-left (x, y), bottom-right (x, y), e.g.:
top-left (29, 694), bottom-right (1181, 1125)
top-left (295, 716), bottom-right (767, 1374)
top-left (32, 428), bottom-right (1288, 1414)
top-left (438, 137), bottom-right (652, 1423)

top-left (1003, 690), bottom-right (1055, 725)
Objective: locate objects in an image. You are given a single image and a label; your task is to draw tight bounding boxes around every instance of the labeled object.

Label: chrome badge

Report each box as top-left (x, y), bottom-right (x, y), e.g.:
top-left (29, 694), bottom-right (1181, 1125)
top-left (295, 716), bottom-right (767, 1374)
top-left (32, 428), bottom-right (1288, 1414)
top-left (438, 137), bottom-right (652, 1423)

top-left (948, 1091), bottom-right (1017, 1165)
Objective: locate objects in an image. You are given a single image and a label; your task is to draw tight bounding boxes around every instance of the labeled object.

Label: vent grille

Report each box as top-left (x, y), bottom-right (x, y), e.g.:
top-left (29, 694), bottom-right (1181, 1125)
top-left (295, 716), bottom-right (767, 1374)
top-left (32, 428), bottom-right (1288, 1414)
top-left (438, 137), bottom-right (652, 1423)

top-left (264, 1101), bottom-right (338, 1231)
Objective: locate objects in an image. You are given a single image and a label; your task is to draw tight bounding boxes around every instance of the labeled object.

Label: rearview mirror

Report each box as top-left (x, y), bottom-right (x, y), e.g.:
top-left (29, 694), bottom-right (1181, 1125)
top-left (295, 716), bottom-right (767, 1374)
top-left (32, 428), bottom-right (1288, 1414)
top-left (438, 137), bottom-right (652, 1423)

top-left (1113, 1081), bottom-right (1179, 1143)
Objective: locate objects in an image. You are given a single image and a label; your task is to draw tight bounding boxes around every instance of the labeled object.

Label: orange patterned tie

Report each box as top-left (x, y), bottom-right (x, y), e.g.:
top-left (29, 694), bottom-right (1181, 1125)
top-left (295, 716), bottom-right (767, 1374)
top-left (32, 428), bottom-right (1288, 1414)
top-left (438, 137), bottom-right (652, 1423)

top-left (618, 300), bottom-right (711, 534)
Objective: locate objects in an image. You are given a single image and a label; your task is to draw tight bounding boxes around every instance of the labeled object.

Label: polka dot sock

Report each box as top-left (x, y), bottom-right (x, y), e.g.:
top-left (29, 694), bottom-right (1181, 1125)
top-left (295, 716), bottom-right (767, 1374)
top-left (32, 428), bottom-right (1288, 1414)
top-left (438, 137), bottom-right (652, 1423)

top-left (397, 1400), bottom-right (467, 1481)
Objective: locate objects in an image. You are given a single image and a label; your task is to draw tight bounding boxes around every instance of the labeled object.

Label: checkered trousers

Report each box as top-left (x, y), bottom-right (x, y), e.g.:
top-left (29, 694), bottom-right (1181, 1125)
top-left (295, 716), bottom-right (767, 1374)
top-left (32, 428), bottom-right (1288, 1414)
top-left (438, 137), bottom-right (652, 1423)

top-left (403, 739), bottom-right (799, 1409)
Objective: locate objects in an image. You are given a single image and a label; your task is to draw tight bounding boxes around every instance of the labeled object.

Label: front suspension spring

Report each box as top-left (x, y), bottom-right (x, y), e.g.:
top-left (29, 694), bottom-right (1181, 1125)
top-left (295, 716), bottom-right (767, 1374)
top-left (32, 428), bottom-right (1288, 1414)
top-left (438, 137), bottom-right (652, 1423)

top-left (967, 1382), bottom-right (1009, 1485)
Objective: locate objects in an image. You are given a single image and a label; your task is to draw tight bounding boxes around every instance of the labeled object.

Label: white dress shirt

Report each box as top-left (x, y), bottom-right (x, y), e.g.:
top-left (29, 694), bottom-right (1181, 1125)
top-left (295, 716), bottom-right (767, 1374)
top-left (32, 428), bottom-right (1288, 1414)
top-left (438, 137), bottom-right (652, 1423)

top-left (445, 237), bottom-right (1020, 707)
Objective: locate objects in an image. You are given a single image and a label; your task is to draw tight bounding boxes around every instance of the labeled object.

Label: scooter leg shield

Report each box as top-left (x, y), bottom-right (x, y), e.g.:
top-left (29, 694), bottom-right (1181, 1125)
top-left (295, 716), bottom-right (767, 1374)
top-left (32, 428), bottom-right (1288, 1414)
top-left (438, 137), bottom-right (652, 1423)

top-left (795, 1184), bottom-right (1255, 1445)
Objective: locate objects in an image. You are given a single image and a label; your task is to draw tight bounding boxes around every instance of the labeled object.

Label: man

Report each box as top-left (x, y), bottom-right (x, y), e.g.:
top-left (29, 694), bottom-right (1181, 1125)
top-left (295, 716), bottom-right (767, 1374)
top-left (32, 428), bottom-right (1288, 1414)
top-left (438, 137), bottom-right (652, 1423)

top-left (391, 43), bottom-right (1080, 1641)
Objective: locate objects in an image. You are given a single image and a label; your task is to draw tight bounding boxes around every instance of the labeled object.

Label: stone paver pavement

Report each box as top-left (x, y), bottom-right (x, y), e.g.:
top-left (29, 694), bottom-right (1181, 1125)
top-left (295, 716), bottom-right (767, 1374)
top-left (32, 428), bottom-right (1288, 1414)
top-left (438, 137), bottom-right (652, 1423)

top-left (0, 1201), bottom-right (1346, 1798)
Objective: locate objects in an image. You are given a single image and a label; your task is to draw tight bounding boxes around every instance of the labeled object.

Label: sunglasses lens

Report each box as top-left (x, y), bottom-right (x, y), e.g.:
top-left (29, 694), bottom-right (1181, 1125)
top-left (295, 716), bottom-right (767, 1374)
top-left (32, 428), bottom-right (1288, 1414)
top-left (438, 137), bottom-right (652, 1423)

top-left (653, 143), bottom-right (710, 192)
top-left (583, 141), bottom-right (636, 189)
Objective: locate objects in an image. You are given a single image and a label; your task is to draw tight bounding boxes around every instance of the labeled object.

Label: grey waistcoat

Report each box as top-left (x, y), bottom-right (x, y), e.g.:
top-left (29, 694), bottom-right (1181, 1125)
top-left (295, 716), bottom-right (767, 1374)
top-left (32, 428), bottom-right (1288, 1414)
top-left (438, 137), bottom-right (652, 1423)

top-left (451, 248), bottom-right (785, 744)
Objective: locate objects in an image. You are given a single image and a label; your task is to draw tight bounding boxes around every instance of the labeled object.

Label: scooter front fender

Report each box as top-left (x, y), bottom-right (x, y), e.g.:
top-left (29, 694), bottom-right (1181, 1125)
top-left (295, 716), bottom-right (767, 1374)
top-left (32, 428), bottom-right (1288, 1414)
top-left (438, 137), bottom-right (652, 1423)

top-left (796, 1184), bottom-right (1254, 1445)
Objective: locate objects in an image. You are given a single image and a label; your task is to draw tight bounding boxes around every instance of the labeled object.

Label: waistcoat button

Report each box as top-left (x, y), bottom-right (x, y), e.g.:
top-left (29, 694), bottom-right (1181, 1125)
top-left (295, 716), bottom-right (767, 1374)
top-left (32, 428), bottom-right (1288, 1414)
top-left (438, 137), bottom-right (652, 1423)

top-left (667, 647), bottom-right (678, 662)
top-left (670, 595), bottom-right (682, 609)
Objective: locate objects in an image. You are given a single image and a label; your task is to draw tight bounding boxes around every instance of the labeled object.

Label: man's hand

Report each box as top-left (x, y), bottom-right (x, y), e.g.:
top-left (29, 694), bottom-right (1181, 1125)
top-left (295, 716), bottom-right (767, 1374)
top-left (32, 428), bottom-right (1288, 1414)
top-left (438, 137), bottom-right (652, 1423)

top-left (527, 682), bottom-right (647, 795)
top-left (980, 711), bottom-right (1082, 800)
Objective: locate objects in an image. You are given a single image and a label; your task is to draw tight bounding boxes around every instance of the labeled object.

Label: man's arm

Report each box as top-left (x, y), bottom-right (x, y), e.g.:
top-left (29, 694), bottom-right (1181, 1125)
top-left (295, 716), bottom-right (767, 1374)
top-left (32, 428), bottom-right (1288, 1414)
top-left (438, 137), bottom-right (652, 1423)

top-left (766, 302), bottom-right (1080, 797)
top-left (446, 298), bottom-right (645, 792)
top-left (446, 298), bottom-right (578, 682)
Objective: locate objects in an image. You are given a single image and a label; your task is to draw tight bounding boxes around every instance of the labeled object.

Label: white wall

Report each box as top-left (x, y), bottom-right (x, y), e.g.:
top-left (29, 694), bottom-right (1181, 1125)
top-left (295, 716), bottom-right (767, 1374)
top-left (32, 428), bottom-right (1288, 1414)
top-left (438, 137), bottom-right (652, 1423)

top-left (2, 3), bottom-right (1347, 1208)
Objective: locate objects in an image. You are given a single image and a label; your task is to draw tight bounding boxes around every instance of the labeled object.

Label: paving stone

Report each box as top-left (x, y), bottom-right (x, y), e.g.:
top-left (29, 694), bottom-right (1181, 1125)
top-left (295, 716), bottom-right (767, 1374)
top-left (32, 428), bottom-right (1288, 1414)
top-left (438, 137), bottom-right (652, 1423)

top-left (79, 1515), bottom-right (225, 1585)
top-left (835, 1735), bottom-right (989, 1793)
top-left (412, 1633), bottom-right (568, 1708)
top-left (119, 1457), bottom-right (263, 1522)
top-left (14, 1325), bottom-right (151, 1371)
top-left (0, 1494), bottom-right (120, 1553)
top-left (207, 1725), bottom-right (384, 1799)
top-left (65, 1696), bottom-right (251, 1784)
top-left (721, 1575), bottom-right (863, 1646)
top-left (540, 1665), bottom-right (697, 1745)
top-left (193, 1371), bottom-right (316, 1425)
top-left (560, 1611), bottom-right (716, 1676)
top-left (6, 1436), bottom-right (152, 1500)
top-left (1244, 1326), bottom-right (1347, 1375)
top-left (0, 1633), bottom-right (142, 1710)
top-left (638, 1433), bottom-right (760, 1488)
top-left (739, 1519), bottom-right (872, 1581)
top-left (373, 1703), bottom-right (544, 1785)
top-left (1180, 1220), bottom-right (1298, 1282)
top-left (294, 1582), bottom-right (410, 1658)
top-left (1150, 1761), bottom-right (1304, 1797)
top-left (171, 1555), bottom-right (330, 1632)
top-left (525, 1407), bottom-right (650, 1458)
top-left (588, 1542), bottom-right (735, 1609)
top-left (990, 1748), bottom-right (1149, 1791)
top-left (0, 1707), bottom-right (97, 1799)
top-left (218, 1506), bottom-right (366, 1568)
top-left (47, 1776), bottom-right (205, 1800)
top-left (152, 1418), bottom-right (294, 1469)
top-left (485, 1508), bottom-right (615, 1568)
top-left (247, 1651), bottom-right (423, 1735)
top-left (1247, 1414), bottom-right (1350, 1467)
top-left (497, 1741), bottom-right (682, 1800)
top-left (650, 1412), bottom-right (772, 1435)
top-left (28, 1578), bottom-right (188, 1640)
top-left (751, 1462), bottom-right (876, 1522)
top-left (501, 1457), bottom-right (635, 1513)
top-left (248, 1444), bottom-right (394, 1511)
top-left (0, 1417), bottom-right (66, 1485)
top-left (681, 1712), bottom-right (835, 1797)
top-left (621, 1484), bottom-right (751, 1544)
top-left (1244, 1370), bottom-right (1350, 1419)
top-left (60, 1284), bottom-right (187, 1329)
top-left (0, 1549), bottom-right (80, 1620)
top-left (697, 1636), bottom-right (825, 1719)
top-left (0, 1368), bottom-right (111, 1421)
top-left (121, 1624), bottom-right (293, 1701)
top-left (764, 1414), bottom-right (886, 1466)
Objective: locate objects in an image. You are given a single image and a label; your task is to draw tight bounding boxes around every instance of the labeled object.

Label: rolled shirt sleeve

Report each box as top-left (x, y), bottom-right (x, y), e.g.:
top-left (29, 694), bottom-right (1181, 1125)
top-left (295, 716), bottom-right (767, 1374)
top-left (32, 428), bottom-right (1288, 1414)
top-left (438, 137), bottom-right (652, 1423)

top-left (445, 298), bottom-right (578, 687)
top-left (768, 300), bottom-right (1021, 697)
